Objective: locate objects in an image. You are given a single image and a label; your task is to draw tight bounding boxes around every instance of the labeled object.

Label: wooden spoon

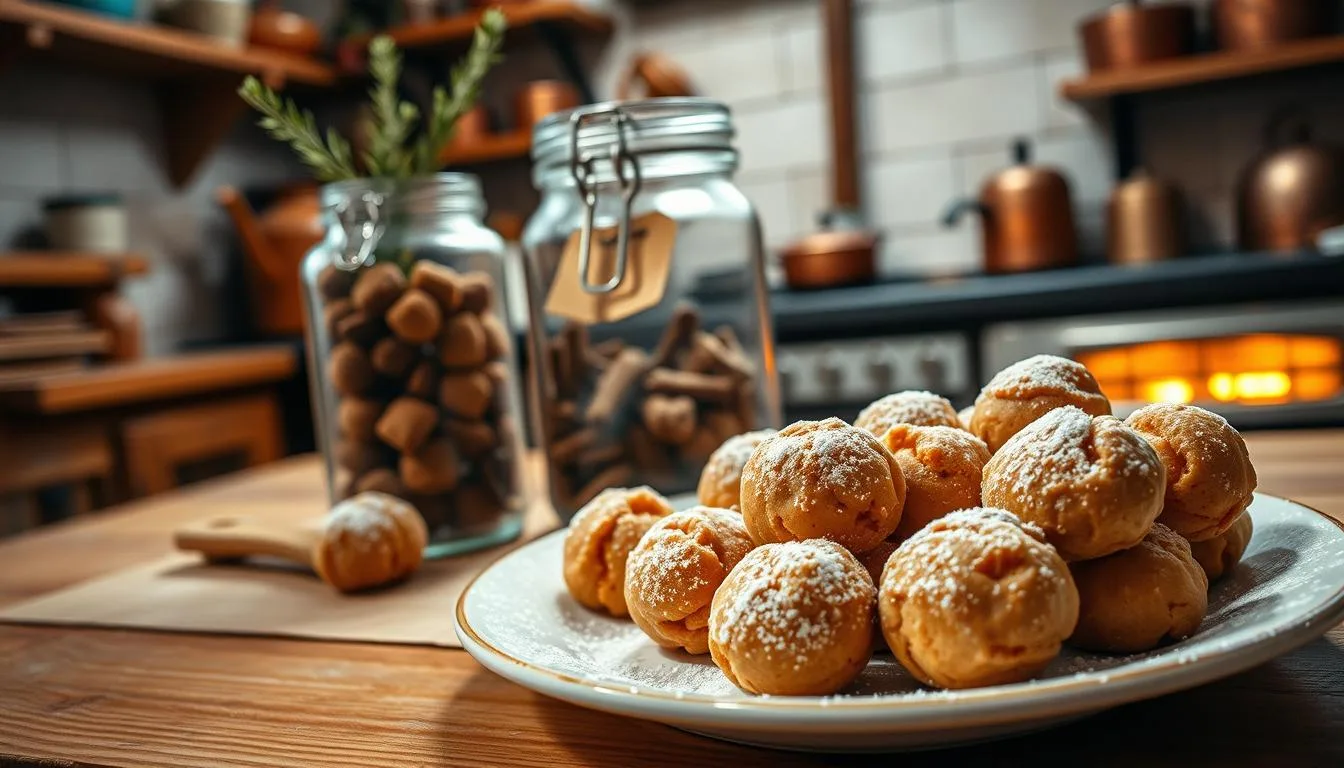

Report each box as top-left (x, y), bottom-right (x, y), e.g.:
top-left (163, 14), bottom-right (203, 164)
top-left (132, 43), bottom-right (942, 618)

top-left (175, 492), bottom-right (428, 593)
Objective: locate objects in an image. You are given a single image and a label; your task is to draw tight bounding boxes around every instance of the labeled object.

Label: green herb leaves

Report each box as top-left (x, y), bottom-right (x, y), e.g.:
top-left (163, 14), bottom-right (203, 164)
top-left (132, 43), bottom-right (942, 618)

top-left (238, 8), bottom-right (508, 182)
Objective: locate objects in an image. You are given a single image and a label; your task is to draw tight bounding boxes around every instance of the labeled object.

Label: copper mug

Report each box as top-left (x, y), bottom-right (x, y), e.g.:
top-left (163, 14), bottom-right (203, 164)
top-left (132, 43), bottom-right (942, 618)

top-left (1108, 170), bottom-right (1184, 264)
top-left (515, 80), bottom-right (580, 130)
top-left (1079, 0), bottom-right (1197, 73)
top-left (1212, 0), bottom-right (1338, 51)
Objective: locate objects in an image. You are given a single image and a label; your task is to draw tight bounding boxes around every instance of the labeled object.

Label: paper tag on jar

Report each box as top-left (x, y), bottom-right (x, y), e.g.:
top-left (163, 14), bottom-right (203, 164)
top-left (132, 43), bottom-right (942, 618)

top-left (544, 212), bottom-right (676, 324)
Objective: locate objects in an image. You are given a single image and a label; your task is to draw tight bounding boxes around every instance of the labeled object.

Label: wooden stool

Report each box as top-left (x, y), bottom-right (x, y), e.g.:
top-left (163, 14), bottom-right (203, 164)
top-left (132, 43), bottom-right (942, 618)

top-left (121, 394), bottom-right (284, 498)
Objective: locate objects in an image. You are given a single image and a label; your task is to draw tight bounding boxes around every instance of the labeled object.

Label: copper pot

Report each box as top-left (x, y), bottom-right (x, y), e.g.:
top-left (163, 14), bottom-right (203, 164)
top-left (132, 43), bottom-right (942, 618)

top-left (1212, 0), bottom-right (1337, 51)
top-left (446, 104), bottom-right (490, 153)
top-left (1108, 169), bottom-right (1184, 264)
top-left (248, 1), bottom-right (321, 55)
top-left (780, 229), bottom-right (877, 290)
top-left (616, 52), bottom-right (696, 100)
top-left (1237, 114), bottom-right (1344, 253)
top-left (1079, 1), bottom-right (1196, 73)
top-left (944, 139), bottom-right (1079, 274)
top-left (515, 80), bottom-right (580, 130)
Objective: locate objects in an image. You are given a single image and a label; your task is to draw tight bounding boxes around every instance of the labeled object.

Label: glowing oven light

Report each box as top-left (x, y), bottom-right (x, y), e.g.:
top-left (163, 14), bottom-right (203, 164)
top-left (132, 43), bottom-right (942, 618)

top-left (1208, 371), bottom-right (1292, 401)
top-left (1208, 373), bottom-right (1235, 401)
top-left (1140, 378), bottom-right (1195, 404)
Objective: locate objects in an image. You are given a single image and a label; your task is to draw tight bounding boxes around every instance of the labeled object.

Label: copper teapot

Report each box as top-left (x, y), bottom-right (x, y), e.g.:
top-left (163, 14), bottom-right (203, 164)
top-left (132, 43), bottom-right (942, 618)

top-left (218, 185), bottom-right (323, 336)
top-left (1237, 114), bottom-right (1344, 253)
top-left (944, 139), bottom-right (1079, 273)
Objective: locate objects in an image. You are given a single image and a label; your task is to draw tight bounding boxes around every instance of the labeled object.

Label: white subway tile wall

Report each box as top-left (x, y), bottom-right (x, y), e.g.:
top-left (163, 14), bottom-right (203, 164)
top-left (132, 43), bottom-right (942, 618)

top-left (599, 0), bottom-right (1343, 277)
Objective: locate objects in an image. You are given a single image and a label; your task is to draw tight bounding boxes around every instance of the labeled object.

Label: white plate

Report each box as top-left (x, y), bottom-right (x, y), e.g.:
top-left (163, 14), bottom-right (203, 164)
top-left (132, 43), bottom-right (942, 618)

top-left (455, 494), bottom-right (1344, 751)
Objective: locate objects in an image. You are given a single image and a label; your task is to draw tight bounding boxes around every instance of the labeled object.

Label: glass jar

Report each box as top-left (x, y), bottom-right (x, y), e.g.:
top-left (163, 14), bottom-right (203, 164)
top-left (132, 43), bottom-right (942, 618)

top-left (522, 98), bottom-right (781, 519)
top-left (302, 173), bottom-right (526, 557)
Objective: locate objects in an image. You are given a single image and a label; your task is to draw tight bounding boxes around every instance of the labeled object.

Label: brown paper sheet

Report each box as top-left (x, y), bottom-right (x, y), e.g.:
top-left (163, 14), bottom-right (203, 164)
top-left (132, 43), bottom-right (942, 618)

top-left (0, 502), bottom-right (559, 648)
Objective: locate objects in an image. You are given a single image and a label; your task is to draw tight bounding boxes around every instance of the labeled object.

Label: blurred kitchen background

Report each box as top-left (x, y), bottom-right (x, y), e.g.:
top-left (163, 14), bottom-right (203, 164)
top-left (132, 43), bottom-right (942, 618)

top-left (0, 0), bottom-right (1342, 533)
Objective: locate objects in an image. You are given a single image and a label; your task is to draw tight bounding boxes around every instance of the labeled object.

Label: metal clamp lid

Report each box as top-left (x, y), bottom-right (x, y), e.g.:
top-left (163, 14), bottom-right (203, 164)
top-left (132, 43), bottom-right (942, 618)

top-left (331, 190), bottom-right (386, 271)
top-left (569, 105), bottom-right (643, 294)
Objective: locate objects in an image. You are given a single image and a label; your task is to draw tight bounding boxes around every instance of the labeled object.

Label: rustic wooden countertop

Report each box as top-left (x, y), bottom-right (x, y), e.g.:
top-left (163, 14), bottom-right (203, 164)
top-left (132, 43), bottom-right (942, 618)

top-left (1, 433), bottom-right (1342, 767)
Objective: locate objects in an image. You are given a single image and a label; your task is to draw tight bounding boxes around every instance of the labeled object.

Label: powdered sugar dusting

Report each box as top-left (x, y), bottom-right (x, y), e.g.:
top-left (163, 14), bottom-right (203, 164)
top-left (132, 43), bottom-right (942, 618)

top-left (711, 540), bottom-right (873, 668)
top-left (990, 406), bottom-right (1096, 510)
top-left (459, 495), bottom-right (1344, 724)
top-left (979, 354), bottom-right (1098, 402)
top-left (327, 494), bottom-right (397, 546)
top-left (745, 418), bottom-right (888, 512)
top-left (701, 430), bottom-right (775, 493)
top-left (856, 391), bottom-right (959, 434)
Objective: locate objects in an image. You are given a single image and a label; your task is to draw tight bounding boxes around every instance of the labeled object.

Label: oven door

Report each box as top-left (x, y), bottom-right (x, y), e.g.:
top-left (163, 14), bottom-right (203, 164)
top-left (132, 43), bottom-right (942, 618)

top-left (982, 301), bottom-right (1344, 430)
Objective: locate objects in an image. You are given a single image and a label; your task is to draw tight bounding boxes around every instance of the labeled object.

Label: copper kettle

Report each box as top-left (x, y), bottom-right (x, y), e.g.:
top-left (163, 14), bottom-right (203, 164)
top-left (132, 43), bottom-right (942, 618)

top-left (1237, 114), bottom-right (1344, 253)
top-left (944, 139), bottom-right (1079, 274)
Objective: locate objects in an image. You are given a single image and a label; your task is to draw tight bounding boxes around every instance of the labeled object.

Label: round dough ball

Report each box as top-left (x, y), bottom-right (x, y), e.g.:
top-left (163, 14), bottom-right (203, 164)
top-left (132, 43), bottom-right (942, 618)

top-left (563, 486), bottom-right (674, 617)
top-left (314, 492), bottom-right (427, 592)
top-left (982, 407), bottom-right (1166, 561)
top-left (855, 391), bottom-right (960, 436)
top-left (708, 539), bottom-right (875, 695)
top-left (1188, 511), bottom-right (1253, 582)
top-left (879, 508), bottom-right (1078, 689)
top-left (958, 405), bottom-right (974, 432)
top-left (880, 425), bottom-right (990, 542)
top-left (696, 429), bottom-right (775, 510)
top-left (624, 506), bottom-right (755, 654)
top-left (1125, 404), bottom-right (1257, 542)
top-left (740, 417), bottom-right (905, 554)
top-left (1069, 523), bottom-right (1208, 653)
top-left (858, 539), bottom-right (899, 653)
top-left (970, 354), bottom-right (1111, 453)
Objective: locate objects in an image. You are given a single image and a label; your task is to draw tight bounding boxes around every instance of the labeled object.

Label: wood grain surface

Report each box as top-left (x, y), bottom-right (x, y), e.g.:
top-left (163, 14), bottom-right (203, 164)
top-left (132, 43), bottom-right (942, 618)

top-left (1, 432), bottom-right (1342, 767)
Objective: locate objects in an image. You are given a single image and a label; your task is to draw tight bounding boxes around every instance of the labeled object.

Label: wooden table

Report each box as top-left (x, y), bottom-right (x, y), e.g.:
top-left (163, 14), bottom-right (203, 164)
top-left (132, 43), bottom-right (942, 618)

top-left (2, 432), bottom-right (1343, 767)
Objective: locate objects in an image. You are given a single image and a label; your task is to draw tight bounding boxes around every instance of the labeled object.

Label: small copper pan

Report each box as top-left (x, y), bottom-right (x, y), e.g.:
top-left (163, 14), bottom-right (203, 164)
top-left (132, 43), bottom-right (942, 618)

top-left (780, 229), bottom-right (877, 290)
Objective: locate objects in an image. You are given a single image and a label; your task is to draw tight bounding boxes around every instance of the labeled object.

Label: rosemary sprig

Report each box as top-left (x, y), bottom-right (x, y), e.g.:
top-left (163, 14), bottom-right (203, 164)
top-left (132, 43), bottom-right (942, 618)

top-left (364, 36), bottom-right (418, 178)
top-left (411, 8), bottom-right (507, 174)
top-left (238, 8), bottom-right (507, 181)
top-left (238, 77), bottom-right (358, 182)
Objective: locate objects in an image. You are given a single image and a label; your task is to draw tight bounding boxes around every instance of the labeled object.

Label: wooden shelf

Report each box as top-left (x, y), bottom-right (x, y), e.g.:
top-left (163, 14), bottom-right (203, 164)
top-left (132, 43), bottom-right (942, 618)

top-left (441, 129), bottom-right (532, 166)
top-left (0, 0), bottom-right (335, 85)
top-left (0, 0), bottom-right (337, 186)
top-left (0, 346), bottom-right (297, 415)
top-left (1061, 35), bottom-right (1344, 101)
top-left (0, 252), bottom-right (149, 288)
top-left (354, 1), bottom-right (613, 53)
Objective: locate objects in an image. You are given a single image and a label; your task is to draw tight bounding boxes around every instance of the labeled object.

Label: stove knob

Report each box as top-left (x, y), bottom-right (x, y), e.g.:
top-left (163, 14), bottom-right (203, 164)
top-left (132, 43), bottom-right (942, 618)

top-left (818, 350), bottom-right (843, 400)
top-left (920, 353), bottom-right (947, 393)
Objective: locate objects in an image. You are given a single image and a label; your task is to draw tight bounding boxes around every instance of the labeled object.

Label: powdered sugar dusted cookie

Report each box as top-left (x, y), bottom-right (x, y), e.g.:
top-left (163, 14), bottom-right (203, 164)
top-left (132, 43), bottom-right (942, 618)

top-left (708, 539), bottom-right (875, 695)
top-left (855, 390), bottom-right (960, 436)
top-left (740, 418), bottom-right (905, 554)
top-left (563, 486), bottom-right (674, 617)
top-left (696, 429), bottom-right (775, 510)
top-left (970, 354), bottom-right (1111, 453)
top-left (624, 506), bottom-right (754, 654)
top-left (879, 508), bottom-right (1078, 689)
top-left (982, 406), bottom-right (1165, 561)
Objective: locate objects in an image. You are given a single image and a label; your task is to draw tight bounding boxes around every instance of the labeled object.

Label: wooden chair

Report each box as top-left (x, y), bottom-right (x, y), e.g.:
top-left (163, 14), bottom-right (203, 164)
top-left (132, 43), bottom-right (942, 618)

top-left (121, 393), bottom-right (284, 498)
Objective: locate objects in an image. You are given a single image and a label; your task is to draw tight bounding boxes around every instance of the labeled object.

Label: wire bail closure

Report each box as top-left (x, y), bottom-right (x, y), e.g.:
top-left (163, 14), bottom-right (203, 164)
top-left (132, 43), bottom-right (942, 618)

top-left (569, 106), bottom-right (643, 294)
top-left (332, 190), bottom-right (386, 271)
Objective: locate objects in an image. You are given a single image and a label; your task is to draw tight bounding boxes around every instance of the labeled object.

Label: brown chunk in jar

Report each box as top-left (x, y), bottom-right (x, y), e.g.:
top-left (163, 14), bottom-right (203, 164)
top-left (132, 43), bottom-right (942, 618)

top-left (338, 398), bottom-right (384, 441)
top-left (375, 397), bottom-right (440, 453)
top-left (409, 261), bottom-right (463, 314)
top-left (439, 370), bottom-right (493, 420)
top-left (329, 342), bottom-right (374, 396)
top-left (350, 262), bottom-right (406, 315)
top-left (439, 312), bottom-right (488, 368)
top-left (400, 438), bottom-right (460, 494)
top-left (370, 337), bottom-right (419, 378)
top-left (387, 288), bottom-right (443, 345)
